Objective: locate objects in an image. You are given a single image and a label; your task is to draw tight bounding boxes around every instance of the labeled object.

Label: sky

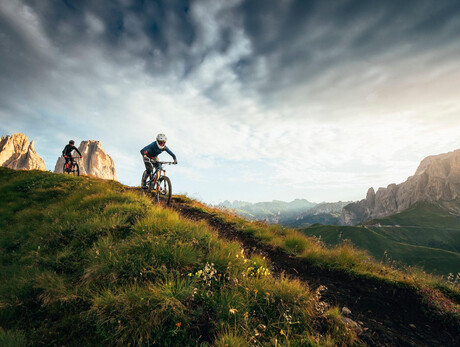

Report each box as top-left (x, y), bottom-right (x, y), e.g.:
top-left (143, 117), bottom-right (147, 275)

top-left (1, 0), bottom-right (460, 204)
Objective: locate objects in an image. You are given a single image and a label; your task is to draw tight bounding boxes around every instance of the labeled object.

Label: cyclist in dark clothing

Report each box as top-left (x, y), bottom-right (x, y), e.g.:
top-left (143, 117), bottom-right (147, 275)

top-left (62, 140), bottom-right (82, 167)
top-left (140, 133), bottom-right (177, 188)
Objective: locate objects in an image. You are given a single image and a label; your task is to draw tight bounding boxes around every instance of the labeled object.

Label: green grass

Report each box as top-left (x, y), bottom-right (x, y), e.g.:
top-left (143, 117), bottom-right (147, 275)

top-left (366, 201), bottom-right (460, 253)
top-left (299, 225), bottom-right (460, 276)
top-left (371, 201), bottom-right (460, 228)
top-left (0, 168), bottom-right (357, 346)
top-left (295, 201), bottom-right (460, 276)
top-left (186, 200), bottom-right (460, 321)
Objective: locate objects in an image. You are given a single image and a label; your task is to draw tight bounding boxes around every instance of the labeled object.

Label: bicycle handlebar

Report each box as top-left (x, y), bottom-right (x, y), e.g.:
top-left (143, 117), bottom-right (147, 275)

top-left (146, 158), bottom-right (176, 165)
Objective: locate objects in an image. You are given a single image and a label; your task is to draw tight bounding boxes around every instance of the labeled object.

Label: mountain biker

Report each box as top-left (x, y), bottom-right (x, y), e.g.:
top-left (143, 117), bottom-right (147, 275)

top-left (140, 133), bottom-right (177, 188)
top-left (62, 140), bottom-right (82, 169)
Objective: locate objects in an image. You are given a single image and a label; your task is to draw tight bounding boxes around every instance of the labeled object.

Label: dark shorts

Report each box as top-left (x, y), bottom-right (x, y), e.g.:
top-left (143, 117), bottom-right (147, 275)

top-left (142, 155), bottom-right (158, 173)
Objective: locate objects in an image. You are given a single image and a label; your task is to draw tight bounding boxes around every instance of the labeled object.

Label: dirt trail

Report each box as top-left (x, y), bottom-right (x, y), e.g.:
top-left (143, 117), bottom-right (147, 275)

top-left (170, 196), bottom-right (459, 347)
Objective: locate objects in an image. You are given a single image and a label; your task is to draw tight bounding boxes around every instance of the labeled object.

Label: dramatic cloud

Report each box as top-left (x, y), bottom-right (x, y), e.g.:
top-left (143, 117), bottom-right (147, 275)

top-left (1, 0), bottom-right (460, 203)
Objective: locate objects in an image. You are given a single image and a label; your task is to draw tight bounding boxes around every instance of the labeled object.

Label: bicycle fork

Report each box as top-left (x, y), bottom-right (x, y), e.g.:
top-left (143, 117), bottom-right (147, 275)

top-left (151, 170), bottom-right (160, 188)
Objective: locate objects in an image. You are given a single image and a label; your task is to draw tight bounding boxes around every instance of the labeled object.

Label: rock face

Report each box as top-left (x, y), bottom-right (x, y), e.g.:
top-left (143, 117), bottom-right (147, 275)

top-left (341, 149), bottom-right (460, 225)
top-left (54, 140), bottom-right (117, 180)
top-left (0, 133), bottom-right (46, 171)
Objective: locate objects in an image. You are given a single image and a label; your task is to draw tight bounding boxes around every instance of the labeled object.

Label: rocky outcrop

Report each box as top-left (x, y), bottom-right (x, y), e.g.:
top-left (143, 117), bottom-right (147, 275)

top-left (0, 133), bottom-right (46, 171)
top-left (54, 140), bottom-right (117, 180)
top-left (341, 149), bottom-right (460, 225)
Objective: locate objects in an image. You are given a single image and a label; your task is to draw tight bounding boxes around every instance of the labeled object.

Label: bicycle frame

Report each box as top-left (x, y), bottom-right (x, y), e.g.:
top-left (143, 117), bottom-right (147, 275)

top-left (146, 160), bottom-right (173, 189)
top-left (63, 157), bottom-right (80, 176)
top-left (143, 159), bottom-right (174, 206)
top-left (65, 157), bottom-right (80, 169)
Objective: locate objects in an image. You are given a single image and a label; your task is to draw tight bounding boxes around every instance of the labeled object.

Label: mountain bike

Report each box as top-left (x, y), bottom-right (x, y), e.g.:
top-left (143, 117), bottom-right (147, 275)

top-left (142, 159), bottom-right (175, 206)
top-left (63, 157), bottom-right (80, 176)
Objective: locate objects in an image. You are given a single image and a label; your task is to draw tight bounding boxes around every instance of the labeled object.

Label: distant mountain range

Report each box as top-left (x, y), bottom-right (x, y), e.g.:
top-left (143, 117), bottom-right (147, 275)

top-left (223, 149), bottom-right (460, 229)
top-left (285, 201), bottom-right (353, 228)
top-left (218, 199), bottom-right (350, 227)
top-left (219, 149), bottom-right (460, 275)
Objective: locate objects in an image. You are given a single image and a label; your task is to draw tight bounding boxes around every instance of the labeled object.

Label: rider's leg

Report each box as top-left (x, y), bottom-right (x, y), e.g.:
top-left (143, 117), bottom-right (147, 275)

top-left (152, 161), bottom-right (160, 180)
top-left (141, 156), bottom-right (153, 188)
top-left (141, 170), bottom-right (149, 188)
top-left (65, 156), bottom-right (71, 170)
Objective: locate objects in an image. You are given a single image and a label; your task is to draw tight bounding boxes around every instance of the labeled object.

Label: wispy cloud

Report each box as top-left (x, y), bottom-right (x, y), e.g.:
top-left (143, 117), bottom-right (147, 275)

top-left (1, 0), bottom-right (460, 203)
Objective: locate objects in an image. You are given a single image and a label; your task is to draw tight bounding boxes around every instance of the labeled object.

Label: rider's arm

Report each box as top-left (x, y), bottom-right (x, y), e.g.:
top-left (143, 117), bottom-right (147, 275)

top-left (164, 146), bottom-right (177, 162)
top-left (62, 145), bottom-right (67, 156)
top-left (74, 146), bottom-right (82, 157)
top-left (141, 142), bottom-right (157, 157)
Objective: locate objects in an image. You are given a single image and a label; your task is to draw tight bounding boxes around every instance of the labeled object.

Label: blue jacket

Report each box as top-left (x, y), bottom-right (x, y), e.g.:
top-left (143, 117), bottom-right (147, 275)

top-left (141, 141), bottom-right (176, 160)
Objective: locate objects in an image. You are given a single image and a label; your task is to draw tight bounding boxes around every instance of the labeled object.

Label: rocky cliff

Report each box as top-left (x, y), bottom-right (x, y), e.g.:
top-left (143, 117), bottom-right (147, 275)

top-left (0, 133), bottom-right (46, 171)
top-left (341, 149), bottom-right (460, 225)
top-left (54, 140), bottom-right (117, 180)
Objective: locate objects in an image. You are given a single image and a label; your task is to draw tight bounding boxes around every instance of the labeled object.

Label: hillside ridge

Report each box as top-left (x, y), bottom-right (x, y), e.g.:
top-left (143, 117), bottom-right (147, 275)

top-left (1, 168), bottom-right (458, 346)
top-left (170, 196), bottom-right (459, 346)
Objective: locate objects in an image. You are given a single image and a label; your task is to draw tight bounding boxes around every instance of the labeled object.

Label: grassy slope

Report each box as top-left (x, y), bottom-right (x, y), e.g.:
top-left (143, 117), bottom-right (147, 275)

top-left (0, 168), bottom-right (356, 346)
top-left (371, 201), bottom-right (460, 228)
top-left (299, 225), bottom-right (460, 276)
top-left (367, 201), bottom-right (460, 253)
top-left (183, 200), bottom-right (460, 318)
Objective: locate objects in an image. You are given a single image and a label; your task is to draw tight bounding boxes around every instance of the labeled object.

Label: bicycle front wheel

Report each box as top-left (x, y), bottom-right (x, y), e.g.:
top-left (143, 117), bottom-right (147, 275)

top-left (156, 176), bottom-right (172, 206)
top-left (73, 163), bottom-right (80, 176)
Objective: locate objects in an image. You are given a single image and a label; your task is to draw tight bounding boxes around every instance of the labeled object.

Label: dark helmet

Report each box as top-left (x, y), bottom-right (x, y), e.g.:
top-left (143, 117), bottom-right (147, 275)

top-left (69, 140), bottom-right (75, 145)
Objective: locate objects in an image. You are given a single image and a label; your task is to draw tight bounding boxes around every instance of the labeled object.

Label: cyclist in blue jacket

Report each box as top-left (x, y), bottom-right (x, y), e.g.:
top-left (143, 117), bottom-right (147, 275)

top-left (140, 133), bottom-right (177, 188)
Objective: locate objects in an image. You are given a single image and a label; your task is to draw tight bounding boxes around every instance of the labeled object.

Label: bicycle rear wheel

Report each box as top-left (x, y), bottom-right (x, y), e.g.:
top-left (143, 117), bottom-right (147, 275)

top-left (155, 176), bottom-right (172, 206)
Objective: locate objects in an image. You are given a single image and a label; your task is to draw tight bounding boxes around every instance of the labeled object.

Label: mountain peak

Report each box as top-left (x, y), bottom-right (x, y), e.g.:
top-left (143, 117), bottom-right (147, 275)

top-left (341, 149), bottom-right (460, 225)
top-left (0, 133), bottom-right (46, 171)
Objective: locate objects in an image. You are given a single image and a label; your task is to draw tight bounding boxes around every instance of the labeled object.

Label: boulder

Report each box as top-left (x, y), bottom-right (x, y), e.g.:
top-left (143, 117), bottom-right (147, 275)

top-left (0, 133), bottom-right (46, 171)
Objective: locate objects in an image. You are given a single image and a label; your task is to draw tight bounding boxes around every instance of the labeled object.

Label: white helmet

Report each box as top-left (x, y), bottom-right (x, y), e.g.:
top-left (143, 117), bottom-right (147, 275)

top-left (156, 133), bottom-right (167, 149)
